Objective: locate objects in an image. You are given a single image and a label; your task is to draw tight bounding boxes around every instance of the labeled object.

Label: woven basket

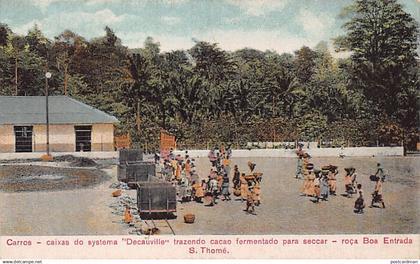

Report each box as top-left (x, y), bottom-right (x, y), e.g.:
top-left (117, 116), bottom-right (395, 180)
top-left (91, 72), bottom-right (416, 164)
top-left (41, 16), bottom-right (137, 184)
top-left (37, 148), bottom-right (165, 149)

top-left (244, 175), bottom-right (255, 181)
top-left (112, 189), bottom-right (122, 197)
top-left (344, 167), bottom-right (353, 173)
top-left (184, 213), bottom-right (195, 224)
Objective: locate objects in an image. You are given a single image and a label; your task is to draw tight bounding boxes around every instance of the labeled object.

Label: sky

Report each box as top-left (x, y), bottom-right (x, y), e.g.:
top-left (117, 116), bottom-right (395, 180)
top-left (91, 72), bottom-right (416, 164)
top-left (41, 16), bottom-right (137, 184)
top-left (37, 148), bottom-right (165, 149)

top-left (0, 0), bottom-right (419, 55)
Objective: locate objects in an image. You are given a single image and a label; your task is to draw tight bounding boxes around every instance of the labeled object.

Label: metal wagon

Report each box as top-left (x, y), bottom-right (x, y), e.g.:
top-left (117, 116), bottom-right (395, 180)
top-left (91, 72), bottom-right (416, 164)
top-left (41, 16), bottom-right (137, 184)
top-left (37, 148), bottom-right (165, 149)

top-left (117, 161), bottom-right (156, 186)
top-left (119, 149), bottom-right (143, 164)
top-left (136, 182), bottom-right (177, 215)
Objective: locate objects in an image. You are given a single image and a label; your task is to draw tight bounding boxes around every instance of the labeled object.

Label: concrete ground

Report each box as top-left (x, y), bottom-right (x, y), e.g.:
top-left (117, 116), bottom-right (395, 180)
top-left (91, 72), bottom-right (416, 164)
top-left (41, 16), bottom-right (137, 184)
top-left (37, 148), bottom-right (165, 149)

top-left (0, 156), bottom-right (418, 235)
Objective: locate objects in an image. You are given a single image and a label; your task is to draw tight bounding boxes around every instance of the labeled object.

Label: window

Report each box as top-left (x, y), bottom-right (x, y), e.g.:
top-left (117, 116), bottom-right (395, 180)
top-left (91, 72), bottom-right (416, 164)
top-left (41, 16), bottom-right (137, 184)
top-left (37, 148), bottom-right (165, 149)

top-left (14, 126), bottom-right (33, 152)
top-left (75, 125), bottom-right (92, 152)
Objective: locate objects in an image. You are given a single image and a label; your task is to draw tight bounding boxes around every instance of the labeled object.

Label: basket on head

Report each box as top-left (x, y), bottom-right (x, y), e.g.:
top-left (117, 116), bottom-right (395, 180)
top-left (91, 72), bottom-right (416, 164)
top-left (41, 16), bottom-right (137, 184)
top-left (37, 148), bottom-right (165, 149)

top-left (344, 167), bottom-right (354, 173)
top-left (245, 175), bottom-right (255, 181)
top-left (303, 153), bottom-right (311, 158)
top-left (329, 165), bottom-right (338, 171)
top-left (370, 175), bottom-right (379, 182)
top-left (321, 165), bottom-right (331, 171)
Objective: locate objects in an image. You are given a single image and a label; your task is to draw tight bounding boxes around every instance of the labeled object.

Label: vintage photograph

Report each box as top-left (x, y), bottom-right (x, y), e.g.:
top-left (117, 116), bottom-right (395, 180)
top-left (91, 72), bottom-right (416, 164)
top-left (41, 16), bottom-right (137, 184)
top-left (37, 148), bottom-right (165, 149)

top-left (0, 0), bottom-right (419, 249)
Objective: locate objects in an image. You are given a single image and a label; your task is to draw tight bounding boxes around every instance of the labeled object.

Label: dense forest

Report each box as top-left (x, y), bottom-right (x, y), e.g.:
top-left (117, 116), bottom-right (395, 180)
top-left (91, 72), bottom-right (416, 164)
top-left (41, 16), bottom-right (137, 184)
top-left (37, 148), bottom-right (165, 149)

top-left (0, 0), bottom-right (419, 150)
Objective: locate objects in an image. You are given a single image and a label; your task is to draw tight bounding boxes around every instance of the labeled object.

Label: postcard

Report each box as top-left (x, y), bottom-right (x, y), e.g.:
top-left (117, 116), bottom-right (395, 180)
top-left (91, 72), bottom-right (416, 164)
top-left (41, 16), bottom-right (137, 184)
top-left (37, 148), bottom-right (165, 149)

top-left (0, 0), bottom-right (419, 261)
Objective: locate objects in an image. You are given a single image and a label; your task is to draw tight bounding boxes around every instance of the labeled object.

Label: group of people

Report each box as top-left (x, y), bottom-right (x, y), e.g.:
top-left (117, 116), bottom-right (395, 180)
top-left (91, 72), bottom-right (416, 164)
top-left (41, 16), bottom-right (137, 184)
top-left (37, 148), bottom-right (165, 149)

top-left (345, 164), bottom-right (386, 213)
top-left (158, 146), bottom-right (262, 215)
top-left (298, 153), bottom-right (338, 202)
top-left (206, 146), bottom-right (262, 215)
top-left (233, 161), bottom-right (262, 214)
top-left (159, 149), bottom-right (198, 203)
top-left (296, 151), bottom-right (386, 214)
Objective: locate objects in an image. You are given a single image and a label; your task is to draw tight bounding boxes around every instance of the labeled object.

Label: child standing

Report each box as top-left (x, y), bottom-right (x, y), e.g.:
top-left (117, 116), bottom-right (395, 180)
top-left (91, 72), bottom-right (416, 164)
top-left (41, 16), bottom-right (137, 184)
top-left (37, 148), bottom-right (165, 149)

top-left (354, 184), bottom-right (366, 214)
top-left (320, 171), bottom-right (330, 201)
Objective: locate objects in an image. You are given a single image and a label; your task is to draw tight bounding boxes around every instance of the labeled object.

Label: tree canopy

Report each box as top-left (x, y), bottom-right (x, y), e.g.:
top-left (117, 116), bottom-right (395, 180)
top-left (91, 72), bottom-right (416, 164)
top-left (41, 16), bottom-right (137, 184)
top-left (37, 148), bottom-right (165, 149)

top-left (0, 0), bottom-right (418, 151)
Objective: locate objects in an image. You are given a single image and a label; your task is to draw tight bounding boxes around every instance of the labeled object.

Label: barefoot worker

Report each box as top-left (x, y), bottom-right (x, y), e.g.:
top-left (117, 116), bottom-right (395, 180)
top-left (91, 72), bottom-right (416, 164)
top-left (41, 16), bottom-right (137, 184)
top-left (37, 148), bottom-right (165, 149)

top-left (301, 165), bottom-right (315, 197)
top-left (245, 184), bottom-right (256, 214)
top-left (124, 206), bottom-right (133, 224)
top-left (371, 175), bottom-right (386, 209)
top-left (217, 171), bottom-right (224, 194)
top-left (375, 163), bottom-right (385, 179)
top-left (295, 154), bottom-right (303, 179)
top-left (354, 184), bottom-right (365, 214)
top-left (233, 165), bottom-right (240, 189)
top-left (221, 173), bottom-right (231, 201)
top-left (240, 173), bottom-right (248, 202)
top-left (320, 170), bottom-right (329, 201)
top-left (313, 171), bottom-right (321, 203)
top-left (175, 162), bottom-right (182, 181)
top-left (171, 158), bottom-right (178, 179)
top-left (185, 159), bottom-right (192, 178)
top-left (253, 179), bottom-right (261, 206)
top-left (208, 177), bottom-right (219, 206)
top-left (327, 166), bottom-right (338, 195)
top-left (248, 161), bottom-right (256, 173)
top-left (344, 167), bottom-right (356, 198)
top-left (223, 156), bottom-right (231, 176)
top-left (192, 181), bottom-right (204, 203)
top-left (302, 153), bottom-right (311, 176)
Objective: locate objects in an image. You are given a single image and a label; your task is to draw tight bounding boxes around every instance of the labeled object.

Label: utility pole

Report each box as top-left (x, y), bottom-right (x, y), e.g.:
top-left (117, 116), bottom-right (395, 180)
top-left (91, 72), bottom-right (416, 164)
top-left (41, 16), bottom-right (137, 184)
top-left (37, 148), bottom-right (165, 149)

top-left (45, 70), bottom-right (52, 156)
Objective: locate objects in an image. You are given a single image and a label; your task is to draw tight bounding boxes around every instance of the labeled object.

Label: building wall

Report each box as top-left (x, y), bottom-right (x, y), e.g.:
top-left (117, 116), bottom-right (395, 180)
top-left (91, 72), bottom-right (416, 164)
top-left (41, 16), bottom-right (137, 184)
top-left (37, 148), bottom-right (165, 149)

top-left (0, 125), bottom-right (14, 153)
top-left (92, 123), bottom-right (114, 151)
top-left (33, 124), bottom-right (75, 152)
top-left (0, 123), bottom-right (115, 153)
top-left (174, 147), bottom-right (404, 158)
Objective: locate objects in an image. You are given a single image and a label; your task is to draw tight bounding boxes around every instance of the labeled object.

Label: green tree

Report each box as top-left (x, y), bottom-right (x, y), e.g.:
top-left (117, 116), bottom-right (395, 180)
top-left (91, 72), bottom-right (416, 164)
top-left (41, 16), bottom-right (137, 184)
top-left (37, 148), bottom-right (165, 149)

top-left (0, 23), bottom-right (10, 47)
top-left (294, 46), bottom-right (317, 84)
top-left (335, 0), bottom-right (419, 129)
